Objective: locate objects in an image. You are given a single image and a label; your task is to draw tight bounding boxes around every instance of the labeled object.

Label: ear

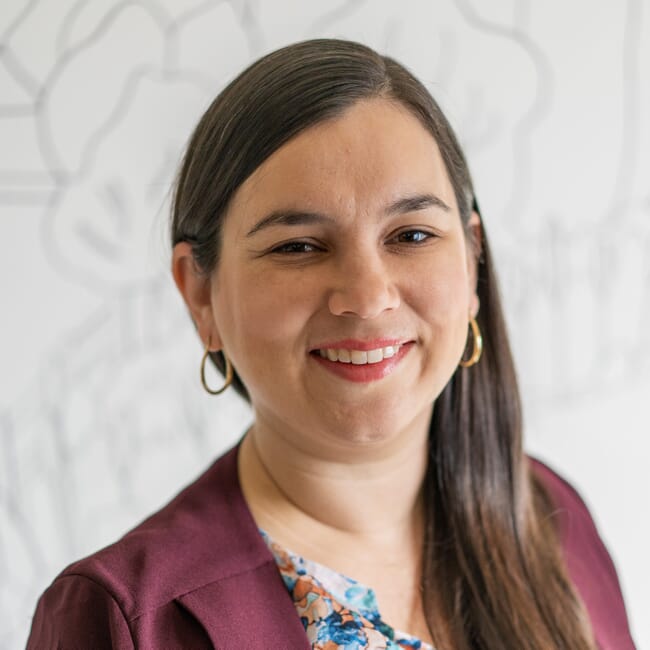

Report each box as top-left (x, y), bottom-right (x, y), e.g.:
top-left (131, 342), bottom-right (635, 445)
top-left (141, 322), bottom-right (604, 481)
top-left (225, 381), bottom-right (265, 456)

top-left (466, 210), bottom-right (482, 318)
top-left (172, 242), bottom-right (223, 350)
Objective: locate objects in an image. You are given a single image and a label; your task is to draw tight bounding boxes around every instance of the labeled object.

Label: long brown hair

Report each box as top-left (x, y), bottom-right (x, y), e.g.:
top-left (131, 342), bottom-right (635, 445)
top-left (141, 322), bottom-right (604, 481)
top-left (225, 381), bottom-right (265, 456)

top-left (171, 39), bottom-right (595, 649)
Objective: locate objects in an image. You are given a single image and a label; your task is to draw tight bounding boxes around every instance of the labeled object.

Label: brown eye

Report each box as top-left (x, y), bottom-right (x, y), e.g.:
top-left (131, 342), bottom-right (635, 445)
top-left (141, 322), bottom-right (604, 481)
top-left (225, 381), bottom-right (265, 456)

top-left (395, 230), bottom-right (432, 244)
top-left (271, 240), bottom-right (320, 254)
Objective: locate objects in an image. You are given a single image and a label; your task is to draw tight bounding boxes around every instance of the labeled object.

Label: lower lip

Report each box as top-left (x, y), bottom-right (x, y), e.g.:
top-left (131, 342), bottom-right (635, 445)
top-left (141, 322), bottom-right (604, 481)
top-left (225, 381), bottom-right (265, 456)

top-left (310, 343), bottom-right (413, 383)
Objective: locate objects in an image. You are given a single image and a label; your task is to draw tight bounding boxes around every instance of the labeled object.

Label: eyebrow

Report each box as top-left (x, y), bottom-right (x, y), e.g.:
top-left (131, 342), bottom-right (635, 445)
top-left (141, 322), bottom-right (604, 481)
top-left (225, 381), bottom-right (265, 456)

top-left (245, 193), bottom-right (451, 237)
top-left (388, 193), bottom-right (451, 215)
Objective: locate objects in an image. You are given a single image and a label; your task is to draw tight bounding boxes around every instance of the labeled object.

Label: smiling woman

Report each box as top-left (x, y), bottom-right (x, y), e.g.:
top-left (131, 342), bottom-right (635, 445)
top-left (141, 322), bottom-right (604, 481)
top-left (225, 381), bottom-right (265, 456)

top-left (184, 98), bottom-right (476, 448)
top-left (27, 39), bottom-right (635, 650)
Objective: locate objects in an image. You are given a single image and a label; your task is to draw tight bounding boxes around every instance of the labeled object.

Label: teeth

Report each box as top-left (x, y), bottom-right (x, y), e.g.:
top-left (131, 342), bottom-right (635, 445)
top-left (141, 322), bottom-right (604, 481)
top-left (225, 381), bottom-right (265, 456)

top-left (338, 349), bottom-right (351, 363)
top-left (317, 345), bottom-right (401, 364)
top-left (367, 348), bottom-right (383, 364)
top-left (383, 346), bottom-right (395, 358)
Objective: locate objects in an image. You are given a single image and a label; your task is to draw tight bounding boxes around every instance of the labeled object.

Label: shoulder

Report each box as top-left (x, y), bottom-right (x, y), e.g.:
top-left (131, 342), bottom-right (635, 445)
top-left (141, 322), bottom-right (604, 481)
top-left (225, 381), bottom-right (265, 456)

top-left (529, 457), bottom-right (601, 541)
top-left (28, 444), bottom-right (276, 647)
top-left (60, 444), bottom-right (269, 614)
top-left (529, 457), bottom-right (636, 650)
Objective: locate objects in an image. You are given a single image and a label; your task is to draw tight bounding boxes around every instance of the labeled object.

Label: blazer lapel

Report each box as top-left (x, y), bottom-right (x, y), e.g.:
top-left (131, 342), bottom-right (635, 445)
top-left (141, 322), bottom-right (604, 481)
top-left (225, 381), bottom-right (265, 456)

top-left (177, 560), bottom-right (311, 649)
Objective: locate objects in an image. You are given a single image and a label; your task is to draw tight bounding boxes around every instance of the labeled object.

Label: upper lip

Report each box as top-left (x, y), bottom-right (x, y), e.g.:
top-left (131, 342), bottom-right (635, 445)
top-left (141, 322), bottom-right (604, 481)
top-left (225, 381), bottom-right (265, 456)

top-left (311, 338), bottom-right (408, 351)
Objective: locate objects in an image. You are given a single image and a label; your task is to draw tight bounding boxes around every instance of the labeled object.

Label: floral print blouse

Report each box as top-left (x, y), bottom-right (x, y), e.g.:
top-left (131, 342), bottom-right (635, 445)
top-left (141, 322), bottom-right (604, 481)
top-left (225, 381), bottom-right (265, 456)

top-left (260, 531), bottom-right (434, 650)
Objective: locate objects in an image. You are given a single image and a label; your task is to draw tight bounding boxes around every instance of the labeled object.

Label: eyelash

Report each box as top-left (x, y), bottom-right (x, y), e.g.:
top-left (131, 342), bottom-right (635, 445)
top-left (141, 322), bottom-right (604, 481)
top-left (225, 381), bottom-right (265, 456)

top-left (270, 240), bottom-right (322, 254)
top-left (392, 229), bottom-right (434, 245)
top-left (268, 229), bottom-right (436, 255)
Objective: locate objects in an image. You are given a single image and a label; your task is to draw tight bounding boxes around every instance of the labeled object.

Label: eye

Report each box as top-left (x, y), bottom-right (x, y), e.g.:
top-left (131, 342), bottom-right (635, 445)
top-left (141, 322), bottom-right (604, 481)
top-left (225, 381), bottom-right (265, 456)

top-left (391, 229), bottom-right (435, 245)
top-left (270, 240), bottom-right (321, 254)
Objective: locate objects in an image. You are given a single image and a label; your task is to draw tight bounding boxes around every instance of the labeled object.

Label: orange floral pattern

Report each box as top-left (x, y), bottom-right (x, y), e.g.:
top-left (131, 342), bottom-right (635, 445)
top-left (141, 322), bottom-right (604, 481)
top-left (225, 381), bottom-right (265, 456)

top-left (261, 531), bottom-right (434, 650)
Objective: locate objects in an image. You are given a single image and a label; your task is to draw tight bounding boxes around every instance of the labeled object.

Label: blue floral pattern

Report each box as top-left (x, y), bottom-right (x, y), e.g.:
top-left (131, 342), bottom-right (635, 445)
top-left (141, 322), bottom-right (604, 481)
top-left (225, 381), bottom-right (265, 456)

top-left (260, 530), bottom-right (434, 650)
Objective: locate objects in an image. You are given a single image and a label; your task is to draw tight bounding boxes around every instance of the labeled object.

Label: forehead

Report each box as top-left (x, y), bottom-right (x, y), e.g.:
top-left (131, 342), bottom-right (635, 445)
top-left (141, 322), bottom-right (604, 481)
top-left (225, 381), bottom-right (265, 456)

top-left (226, 98), bottom-right (456, 227)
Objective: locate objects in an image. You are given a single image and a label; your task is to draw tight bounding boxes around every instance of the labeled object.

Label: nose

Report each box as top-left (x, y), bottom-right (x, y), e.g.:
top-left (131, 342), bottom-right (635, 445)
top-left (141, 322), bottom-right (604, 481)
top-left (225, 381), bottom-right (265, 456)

top-left (327, 250), bottom-right (400, 319)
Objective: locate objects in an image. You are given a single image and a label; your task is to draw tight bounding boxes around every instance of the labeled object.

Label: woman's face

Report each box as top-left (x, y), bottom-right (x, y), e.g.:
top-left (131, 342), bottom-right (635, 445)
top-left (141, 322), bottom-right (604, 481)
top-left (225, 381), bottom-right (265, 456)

top-left (192, 98), bottom-right (479, 451)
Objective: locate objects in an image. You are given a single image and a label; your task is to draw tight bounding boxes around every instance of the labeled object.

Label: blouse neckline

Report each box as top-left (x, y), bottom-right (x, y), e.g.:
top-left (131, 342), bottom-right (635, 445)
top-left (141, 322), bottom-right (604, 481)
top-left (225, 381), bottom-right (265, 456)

top-left (260, 529), bottom-right (435, 650)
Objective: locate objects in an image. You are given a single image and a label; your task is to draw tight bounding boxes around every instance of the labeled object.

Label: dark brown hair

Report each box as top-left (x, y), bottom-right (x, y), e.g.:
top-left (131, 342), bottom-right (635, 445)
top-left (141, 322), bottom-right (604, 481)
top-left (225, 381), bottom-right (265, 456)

top-left (171, 38), bottom-right (594, 649)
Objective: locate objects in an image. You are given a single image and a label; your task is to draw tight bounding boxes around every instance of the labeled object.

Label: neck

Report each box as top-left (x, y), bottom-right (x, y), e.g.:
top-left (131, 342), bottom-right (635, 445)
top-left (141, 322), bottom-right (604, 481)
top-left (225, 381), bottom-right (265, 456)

top-left (238, 414), bottom-right (430, 559)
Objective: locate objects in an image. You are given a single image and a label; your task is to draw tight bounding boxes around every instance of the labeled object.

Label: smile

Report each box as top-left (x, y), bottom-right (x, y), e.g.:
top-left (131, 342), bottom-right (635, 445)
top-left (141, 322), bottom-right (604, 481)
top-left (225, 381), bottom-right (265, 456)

top-left (311, 340), bottom-right (412, 384)
top-left (317, 345), bottom-right (400, 364)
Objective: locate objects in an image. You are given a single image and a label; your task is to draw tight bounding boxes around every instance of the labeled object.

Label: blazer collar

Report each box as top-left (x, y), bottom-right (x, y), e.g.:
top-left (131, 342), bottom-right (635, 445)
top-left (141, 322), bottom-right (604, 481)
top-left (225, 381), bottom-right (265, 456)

top-left (174, 443), bottom-right (311, 648)
top-left (177, 561), bottom-right (310, 649)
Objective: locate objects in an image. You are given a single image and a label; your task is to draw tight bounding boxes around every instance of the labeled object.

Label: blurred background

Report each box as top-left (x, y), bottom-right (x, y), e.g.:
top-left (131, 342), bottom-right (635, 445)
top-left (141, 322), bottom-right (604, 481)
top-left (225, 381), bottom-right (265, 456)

top-left (1, 1), bottom-right (648, 647)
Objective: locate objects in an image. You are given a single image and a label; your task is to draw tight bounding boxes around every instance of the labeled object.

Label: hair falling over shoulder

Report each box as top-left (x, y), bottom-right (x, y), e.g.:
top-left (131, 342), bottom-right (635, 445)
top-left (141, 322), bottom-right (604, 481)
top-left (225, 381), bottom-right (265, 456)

top-left (171, 38), bottom-right (597, 649)
top-left (423, 237), bottom-right (595, 649)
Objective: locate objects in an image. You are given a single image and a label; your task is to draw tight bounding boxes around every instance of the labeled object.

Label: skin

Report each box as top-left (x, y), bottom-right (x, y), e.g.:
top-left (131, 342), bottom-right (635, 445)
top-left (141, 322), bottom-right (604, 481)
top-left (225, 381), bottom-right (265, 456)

top-left (173, 98), bottom-right (481, 641)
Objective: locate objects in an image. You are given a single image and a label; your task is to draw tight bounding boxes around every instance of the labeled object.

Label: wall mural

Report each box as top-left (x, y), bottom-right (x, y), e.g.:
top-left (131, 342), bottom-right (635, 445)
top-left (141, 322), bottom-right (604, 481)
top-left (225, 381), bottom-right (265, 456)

top-left (1, 1), bottom-right (648, 647)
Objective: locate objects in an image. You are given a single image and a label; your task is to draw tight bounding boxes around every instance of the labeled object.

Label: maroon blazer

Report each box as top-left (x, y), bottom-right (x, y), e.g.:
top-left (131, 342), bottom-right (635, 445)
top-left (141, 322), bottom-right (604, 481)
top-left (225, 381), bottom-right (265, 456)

top-left (27, 445), bottom-right (635, 649)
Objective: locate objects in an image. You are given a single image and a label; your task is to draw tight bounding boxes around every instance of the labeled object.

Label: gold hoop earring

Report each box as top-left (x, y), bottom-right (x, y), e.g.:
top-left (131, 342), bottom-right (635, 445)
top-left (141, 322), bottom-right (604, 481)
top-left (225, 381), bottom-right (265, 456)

top-left (200, 338), bottom-right (233, 395)
top-left (459, 317), bottom-right (483, 368)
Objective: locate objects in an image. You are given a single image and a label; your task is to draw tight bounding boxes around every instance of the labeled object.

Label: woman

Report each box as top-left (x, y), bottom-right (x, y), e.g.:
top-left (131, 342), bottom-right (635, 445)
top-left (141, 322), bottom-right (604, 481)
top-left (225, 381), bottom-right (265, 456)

top-left (28, 39), bottom-right (634, 649)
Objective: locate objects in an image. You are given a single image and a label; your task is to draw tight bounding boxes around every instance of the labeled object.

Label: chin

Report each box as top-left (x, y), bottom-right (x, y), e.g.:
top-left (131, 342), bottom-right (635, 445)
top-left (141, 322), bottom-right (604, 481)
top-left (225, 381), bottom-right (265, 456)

top-left (321, 408), bottom-right (432, 450)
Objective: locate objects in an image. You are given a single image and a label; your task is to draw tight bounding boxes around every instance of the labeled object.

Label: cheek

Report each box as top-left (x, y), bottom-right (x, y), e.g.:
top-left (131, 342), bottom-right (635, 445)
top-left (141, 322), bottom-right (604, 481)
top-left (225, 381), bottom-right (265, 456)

top-left (405, 256), bottom-right (471, 360)
top-left (212, 267), bottom-right (316, 369)
top-left (408, 252), bottom-right (471, 319)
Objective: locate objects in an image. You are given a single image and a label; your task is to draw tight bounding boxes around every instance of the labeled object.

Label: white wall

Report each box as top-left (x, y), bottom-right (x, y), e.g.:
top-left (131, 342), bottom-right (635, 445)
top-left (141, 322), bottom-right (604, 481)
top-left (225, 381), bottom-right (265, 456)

top-left (1, 1), bottom-right (648, 648)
